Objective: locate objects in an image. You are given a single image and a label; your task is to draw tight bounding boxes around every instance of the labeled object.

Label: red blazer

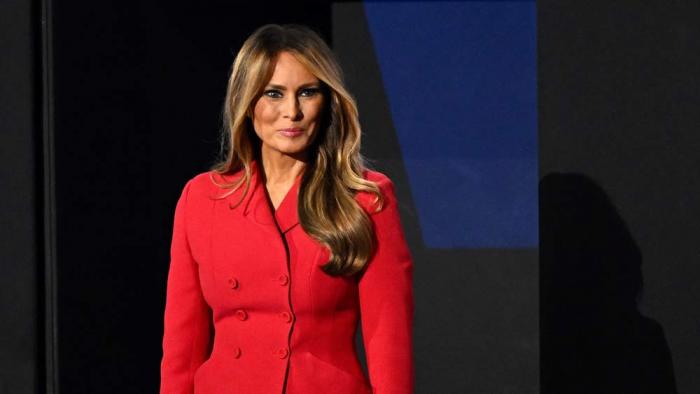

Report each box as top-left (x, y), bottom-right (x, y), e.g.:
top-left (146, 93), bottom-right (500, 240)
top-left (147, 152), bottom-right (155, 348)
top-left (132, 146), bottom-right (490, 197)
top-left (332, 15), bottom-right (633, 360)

top-left (160, 159), bottom-right (414, 394)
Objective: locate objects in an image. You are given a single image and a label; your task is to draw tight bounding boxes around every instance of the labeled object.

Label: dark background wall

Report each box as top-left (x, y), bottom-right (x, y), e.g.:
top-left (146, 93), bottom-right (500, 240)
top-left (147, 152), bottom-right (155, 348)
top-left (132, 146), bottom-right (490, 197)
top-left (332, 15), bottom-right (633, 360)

top-left (1, 1), bottom-right (698, 393)
top-left (539, 2), bottom-right (699, 393)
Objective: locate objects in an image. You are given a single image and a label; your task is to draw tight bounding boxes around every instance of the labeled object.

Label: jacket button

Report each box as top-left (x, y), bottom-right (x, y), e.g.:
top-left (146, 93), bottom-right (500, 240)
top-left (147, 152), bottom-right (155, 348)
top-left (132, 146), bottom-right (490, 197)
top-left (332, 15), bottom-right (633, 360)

top-left (279, 311), bottom-right (293, 323)
top-left (275, 347), bottom-right (289, 359)
top-left (228, 277), bottom-right (239, 290)
top-left (233, 347), bottom-right (242, 359)
top-left (277, 274), bottom-right (289, 286)
top-left (235, 309), bottom-right (248, 321)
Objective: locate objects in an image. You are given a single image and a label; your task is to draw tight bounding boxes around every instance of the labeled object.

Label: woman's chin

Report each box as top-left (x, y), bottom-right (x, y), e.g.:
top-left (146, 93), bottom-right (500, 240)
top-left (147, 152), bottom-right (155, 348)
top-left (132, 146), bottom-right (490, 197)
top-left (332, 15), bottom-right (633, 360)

top-left (271, 143), bottom-right (312, 158)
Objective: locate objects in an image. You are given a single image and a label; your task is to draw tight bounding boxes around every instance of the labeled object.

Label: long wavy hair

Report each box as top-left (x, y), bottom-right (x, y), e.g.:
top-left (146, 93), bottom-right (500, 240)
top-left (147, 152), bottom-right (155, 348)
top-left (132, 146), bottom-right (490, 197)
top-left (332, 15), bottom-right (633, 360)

top-left (210, 24), bottom-right (384, 277)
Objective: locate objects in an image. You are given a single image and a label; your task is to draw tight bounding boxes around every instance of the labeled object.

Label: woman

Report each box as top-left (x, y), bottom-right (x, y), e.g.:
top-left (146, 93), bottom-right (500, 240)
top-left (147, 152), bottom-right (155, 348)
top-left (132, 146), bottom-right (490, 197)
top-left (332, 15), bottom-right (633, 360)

top-left (160, 24), bottom-right (414, 394)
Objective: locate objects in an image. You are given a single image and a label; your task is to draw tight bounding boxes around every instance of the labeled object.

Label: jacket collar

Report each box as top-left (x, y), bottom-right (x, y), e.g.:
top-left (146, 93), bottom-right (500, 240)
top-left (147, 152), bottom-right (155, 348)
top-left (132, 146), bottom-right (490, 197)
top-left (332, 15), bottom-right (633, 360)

top-left (238, 159), bottom-right (301, 234)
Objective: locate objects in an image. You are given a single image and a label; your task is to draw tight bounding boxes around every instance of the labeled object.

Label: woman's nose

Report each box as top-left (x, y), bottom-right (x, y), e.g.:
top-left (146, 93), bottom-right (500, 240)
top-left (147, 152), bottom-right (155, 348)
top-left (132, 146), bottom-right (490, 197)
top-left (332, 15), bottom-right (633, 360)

top-left (283, 96), bottom-right (303, 120)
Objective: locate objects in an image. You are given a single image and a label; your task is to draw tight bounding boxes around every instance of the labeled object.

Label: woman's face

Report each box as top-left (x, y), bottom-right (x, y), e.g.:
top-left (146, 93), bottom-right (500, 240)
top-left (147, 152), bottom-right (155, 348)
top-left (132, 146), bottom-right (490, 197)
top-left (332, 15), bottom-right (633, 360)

top-left (252, 51), bottom-right (325, 160)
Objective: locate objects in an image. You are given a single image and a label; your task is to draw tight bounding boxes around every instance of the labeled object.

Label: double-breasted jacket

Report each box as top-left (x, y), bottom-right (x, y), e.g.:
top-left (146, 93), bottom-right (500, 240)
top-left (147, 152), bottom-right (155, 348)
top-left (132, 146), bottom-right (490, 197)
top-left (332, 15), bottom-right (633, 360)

top-left (160, 159), bottom-right (414, 394)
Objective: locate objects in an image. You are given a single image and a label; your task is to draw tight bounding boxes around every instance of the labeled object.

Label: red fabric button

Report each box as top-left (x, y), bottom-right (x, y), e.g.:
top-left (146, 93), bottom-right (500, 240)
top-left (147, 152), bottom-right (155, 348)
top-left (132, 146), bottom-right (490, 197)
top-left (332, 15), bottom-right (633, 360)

top-left (228, 277), bottom-right (239, 290)
top-left (235, 309), bottom-right (248, 321)
top-left (278, 274), bottom-right (289, 286)
top-left (233, 347), bottom-right (241, 359)
top-left (279, 311), bottom-right (293, 323)
top-left (275, 347), bottom-right (289, 359)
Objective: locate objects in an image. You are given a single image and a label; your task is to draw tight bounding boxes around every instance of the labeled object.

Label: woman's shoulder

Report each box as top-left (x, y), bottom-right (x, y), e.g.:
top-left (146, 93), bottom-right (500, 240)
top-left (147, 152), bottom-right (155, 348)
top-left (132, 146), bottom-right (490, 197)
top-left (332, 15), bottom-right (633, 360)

top-left (181, 168), bottom-right (246, 200)
top-left (356, 168), bottom-right (397, 214)
top-left (362, 168), bottom-right (391, 185)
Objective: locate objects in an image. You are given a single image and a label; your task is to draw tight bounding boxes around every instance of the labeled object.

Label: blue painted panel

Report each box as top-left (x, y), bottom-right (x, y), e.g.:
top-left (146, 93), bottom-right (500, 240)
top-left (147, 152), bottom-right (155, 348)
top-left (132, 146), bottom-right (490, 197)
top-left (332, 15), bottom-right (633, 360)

top-left (364, 1), bottom-right (538, 248)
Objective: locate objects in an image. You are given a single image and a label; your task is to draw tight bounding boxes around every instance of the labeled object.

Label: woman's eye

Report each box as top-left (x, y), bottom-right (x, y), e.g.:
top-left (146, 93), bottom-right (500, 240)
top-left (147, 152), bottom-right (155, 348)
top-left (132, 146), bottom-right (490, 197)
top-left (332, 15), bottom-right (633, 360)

top-left (264, 90), bottom-right (282, 98)
top-left (299, 88), bottom-right (320, 97)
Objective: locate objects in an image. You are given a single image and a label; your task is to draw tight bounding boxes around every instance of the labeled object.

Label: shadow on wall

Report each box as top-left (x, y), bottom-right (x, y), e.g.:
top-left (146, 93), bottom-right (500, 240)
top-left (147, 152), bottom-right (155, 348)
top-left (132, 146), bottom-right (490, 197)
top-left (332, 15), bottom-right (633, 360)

top-left (539, 172), bottom-right (677, 394)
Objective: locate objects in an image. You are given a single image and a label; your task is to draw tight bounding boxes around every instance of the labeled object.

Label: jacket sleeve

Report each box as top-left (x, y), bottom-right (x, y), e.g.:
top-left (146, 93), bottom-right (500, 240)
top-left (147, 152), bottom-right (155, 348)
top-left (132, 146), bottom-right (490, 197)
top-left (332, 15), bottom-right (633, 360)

top-left (358, 174), bottom-right (415, 394)
top-left (160, 179), bottom-right (212, 394)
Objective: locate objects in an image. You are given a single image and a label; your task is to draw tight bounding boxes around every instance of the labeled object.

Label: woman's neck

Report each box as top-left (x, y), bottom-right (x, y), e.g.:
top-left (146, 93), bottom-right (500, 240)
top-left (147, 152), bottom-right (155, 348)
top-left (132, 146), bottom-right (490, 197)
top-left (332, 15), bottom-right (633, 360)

top-left (259, 149), bottom-right (307, 185)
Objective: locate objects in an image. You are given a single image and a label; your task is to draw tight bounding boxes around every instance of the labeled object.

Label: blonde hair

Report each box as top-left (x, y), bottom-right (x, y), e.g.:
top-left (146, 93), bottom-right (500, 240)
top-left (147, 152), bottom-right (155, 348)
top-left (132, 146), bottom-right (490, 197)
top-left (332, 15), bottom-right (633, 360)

top-left (211, 23), bottom-right (384, 276)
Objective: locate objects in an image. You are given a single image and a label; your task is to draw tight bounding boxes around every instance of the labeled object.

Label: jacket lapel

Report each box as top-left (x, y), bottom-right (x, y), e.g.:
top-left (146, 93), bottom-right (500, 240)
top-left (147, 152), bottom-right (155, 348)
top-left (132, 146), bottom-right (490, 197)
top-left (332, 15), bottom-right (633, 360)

top-left (273, 172), bottom-right (301, 234)
top-left (239, 159), bottom-right (301, 234)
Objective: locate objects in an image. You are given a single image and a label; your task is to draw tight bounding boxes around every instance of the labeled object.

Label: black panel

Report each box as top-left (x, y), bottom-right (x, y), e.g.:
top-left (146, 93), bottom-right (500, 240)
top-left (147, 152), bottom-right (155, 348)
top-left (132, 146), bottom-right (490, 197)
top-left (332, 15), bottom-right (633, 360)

top-left (52, 2), bottom-right (331, 393)
top-left (0, 0), bottom-right (43, 393)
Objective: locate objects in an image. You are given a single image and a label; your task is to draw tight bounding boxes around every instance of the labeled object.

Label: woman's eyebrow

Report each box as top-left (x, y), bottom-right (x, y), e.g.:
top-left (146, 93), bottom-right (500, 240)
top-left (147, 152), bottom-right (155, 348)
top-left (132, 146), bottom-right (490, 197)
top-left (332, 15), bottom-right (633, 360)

top-left (265, 82), bottom-right (320, 90)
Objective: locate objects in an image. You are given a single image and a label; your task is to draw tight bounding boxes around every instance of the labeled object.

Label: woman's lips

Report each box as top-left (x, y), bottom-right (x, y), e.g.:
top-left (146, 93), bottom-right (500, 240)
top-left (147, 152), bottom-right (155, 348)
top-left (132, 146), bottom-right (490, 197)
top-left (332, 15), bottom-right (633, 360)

top-left (279, 128), bottom-right (304, 137)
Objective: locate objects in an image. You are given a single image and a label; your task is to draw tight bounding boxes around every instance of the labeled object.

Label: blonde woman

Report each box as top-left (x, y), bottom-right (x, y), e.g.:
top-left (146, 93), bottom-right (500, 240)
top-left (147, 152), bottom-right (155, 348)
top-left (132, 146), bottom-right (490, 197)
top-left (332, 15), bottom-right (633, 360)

top-left (160, 24), bottom-right (414, 394)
